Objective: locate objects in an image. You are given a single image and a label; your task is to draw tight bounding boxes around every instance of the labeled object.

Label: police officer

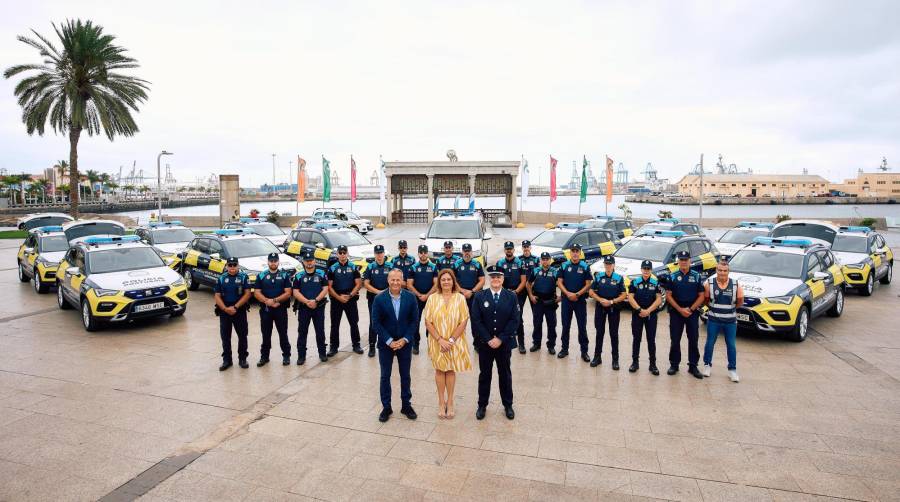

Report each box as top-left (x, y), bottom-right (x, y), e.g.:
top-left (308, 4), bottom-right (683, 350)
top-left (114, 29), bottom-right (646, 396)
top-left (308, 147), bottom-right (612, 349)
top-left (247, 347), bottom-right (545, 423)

top-left (436, 241), bottom-right (457, 270)
top-left (588, 255), bottom-right (626, 369)
top-left (665, 251), bottom-right (705, 379)
top-left (252, 252), bottom-right (293, 367)
top-left (392, 240), bottom-right (415, 285)
top-left (328, 245), bottom-right (363, 356)
top-left (497, 241), bottom-right (527, 354)
top-left (452, 243), bottom-right (484, 309)
top-left (214, 257), bottom-right (252, 370)
top-left (526, 252), bottom-right (558, 353)
top-left (627, 260), bottom-right (662, 375)
top-left (557, 243), bottom-right (592, 361)
top-left (293, 252), bottom-right (329, 363)
top-left (363, 244), bottom-right (393, 357)
top-left (407, 244), bottom-right (437, 354)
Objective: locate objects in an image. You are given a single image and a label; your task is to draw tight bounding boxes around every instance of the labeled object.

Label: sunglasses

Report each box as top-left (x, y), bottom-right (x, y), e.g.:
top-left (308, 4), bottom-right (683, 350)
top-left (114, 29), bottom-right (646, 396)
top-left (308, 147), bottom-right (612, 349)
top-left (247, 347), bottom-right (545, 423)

top-left (227, 263), bottom-right (238, 267)
top-left (338, 251), bottom-right (347, 255)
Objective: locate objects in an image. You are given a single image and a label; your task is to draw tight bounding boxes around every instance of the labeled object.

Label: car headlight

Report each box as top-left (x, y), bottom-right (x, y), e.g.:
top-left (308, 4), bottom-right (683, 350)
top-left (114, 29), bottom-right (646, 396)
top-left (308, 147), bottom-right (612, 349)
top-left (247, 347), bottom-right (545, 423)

top-left (170, 278), bottom-right (185, 287)
top-left (94, 288), bottom-right (120, 297)
top-left (765, 295), bottom-right (794, 305)
top-left (35, 256), bottom-right (58, 267)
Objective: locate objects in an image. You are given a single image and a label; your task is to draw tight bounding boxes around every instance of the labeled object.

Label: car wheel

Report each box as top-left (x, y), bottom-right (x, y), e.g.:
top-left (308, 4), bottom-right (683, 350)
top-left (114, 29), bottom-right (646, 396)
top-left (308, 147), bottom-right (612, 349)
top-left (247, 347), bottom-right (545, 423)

top-left (171, 305), bottom-right (187, 318)
top-left (33, 275), bottom-right (49, 294)
top-left (788, 306), bottom-right (809, 342)
top-left (57, 283), bottom-right (71, 310)
top-left (827, 287), bottom-right (844, 317)
top-left (859, 272), bottom-right (873, 296)
top-left (18, 263), bottom-right (30, 283)
top-left (183, 266), bottom-right (199, 291)
top-left (880, 263), bottom-right (892, 285)
top-left (81, 300), bottom-right (101, 332)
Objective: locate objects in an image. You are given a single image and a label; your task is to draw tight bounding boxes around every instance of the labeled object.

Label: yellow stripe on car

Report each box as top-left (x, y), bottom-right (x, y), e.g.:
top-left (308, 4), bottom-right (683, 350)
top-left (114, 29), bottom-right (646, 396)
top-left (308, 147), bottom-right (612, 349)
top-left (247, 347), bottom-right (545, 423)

top-left (183, 250), bottom-right (200, 267)
top-left (599, 242), bottom-right (616, 255)
top-left (700, 252), bottom-right (717, 271)
top-left (622, 228), bottom-right (633, 237)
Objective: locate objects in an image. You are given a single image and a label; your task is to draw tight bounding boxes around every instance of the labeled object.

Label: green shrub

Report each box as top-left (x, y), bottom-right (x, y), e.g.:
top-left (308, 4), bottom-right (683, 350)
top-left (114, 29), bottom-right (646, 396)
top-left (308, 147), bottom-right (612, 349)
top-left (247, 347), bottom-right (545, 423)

top-left (858, 217), bottom-right (877, 229)
top-left (658, 209), bottom-right (673, 219)
top-left (776, 214), bottom-right (791, 223)
top-left (266, 210), bottom-right (279, 224)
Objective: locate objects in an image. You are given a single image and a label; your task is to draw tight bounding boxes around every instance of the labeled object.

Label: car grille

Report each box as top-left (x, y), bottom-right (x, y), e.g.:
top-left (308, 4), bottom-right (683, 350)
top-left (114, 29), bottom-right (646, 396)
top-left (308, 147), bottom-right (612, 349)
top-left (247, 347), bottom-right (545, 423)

top-left (124, 286), bottom-right (170, 299)
top-left (743, 297), bottom-right (761, 307)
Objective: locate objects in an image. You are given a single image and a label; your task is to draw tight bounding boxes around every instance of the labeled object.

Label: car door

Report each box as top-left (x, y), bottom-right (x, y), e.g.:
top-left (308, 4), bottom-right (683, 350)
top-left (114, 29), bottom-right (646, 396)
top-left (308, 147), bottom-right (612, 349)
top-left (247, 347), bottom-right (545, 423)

top-left (562, 232), bottom-right (590, 262)
top-left (190, 239), bottom-right (214, 285)
top-left (804, 253), bottom-right (829, 316)
top-left (285, 230), bottom-right (309, 257)
top-left (308, 231), bottom-right (333, 269)
top-left (619, 221), bottom-right (634, 238)
top-left (873, 234), bottom-right (892, 277)
top-left (207, 240), bottom-right (227, 276)
top-left (690, 239), bottom-right (718, 276)
top-left (61, 248), bottom-right (86, 304)
top-left (21, 234), bottom-right (38, 275)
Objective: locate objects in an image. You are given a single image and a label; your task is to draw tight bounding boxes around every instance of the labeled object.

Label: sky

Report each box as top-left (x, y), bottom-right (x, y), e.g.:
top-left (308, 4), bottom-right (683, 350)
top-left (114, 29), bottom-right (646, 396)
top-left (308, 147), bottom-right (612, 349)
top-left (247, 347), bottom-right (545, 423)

top-left (1, 0), bottom-right (898, 188)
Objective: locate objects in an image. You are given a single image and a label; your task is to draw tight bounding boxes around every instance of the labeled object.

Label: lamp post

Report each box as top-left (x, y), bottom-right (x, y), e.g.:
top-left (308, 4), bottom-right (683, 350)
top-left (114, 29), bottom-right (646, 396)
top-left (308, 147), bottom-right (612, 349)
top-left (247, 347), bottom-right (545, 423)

top-left (271, 153), bottom-right (276, 196)
top-left (157, 150), bottom-right (173, 220)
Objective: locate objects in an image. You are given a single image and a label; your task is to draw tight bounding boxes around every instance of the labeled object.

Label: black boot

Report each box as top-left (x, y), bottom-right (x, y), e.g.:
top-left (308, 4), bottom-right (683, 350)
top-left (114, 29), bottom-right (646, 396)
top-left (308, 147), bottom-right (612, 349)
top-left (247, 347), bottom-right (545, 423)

top-left (590, 354), bottom-right (601, 367)
top-left (628, 362), bottom-right (639, 373)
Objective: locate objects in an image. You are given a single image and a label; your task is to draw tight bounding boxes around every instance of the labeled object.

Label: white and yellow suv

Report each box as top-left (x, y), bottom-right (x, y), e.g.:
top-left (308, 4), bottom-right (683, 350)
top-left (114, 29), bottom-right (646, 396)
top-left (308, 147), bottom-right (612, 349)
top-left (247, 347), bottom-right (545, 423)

top-left (180, 229), bottom-right (299, 289)
top-left (726, 237), bottom-right (844, 342)
top-left (56, 235), bottom-right (189, 331)
top-left (831, 226), bottom-right (893, 296)
top-left (17, 225), bottom-right (69, 293)
top-left (134, 221), bottom-right (197, 270)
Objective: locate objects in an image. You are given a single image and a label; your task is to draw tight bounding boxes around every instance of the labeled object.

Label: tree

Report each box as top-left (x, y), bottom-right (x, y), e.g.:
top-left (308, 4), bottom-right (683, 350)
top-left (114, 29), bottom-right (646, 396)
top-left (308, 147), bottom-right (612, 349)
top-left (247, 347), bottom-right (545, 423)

top-left (4, 19), bottom-right (150, 217)
top-left (34, 178), bottom-right (51, 203)
top-left (85, 169), bottom-right (100, 200)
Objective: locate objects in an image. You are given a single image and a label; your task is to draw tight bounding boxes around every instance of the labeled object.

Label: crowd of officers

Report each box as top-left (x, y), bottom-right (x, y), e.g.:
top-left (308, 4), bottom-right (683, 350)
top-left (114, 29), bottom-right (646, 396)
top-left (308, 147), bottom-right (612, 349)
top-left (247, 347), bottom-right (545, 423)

top-left (213, 238), bottom-right (710, 380)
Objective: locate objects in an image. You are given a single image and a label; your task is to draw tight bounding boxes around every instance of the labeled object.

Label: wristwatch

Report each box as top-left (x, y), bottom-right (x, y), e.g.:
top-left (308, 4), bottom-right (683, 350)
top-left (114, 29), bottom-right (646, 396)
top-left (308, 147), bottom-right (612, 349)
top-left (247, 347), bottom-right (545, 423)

top-left (449, 337), bottom-right (455, 344)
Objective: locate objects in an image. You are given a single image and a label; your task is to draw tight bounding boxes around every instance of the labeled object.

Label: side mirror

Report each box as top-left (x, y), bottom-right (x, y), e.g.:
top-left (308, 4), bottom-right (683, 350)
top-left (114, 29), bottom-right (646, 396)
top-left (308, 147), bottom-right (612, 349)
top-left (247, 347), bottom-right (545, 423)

top-left (484, 233), bottom-right (493, 240)
top-left (418, 233), bottom-right (426, 240)
top-left (315, 242), bottom-right (325, 249)
top-left (210, 253), bottom-right (221, 260)
top-left (66, 266), bottom-right (81, 276)
top-left (812, 271), bottom-right (829, 281)
top-left (24, 247), bottom-right (35, 254)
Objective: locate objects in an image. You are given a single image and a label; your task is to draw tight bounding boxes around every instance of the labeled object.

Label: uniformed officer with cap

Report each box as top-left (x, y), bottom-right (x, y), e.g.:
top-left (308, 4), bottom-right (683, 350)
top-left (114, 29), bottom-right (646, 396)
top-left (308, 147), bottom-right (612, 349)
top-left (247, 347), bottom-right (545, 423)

top-left (407, 244), bottom-right (438, 354)
top-left (452, 243), bottom-right (484, 309)
top-left (665, 250), bottom-right (705, 378)
top-left (292, 252), bottom-right (329, 363)
top-left (526, 251), bottom-right (559, 353)
top-left (497, 241), bottom-right (527, 354)
top-left (470, 265), bottom-right (520, 420)
top-left (214, 257), bottom-right (252, 370)
top-left (392, 240), bottom-right (415, 285)
top-left (517, 240), bottom-right (539, 350)
top-left (557, 243), bottom-right (593, 360)
top-left (252, 252), bottom-right (293, 366)
top-left (328, 244), bottom-right (363, 356)
top-left (436, 241), bottom-right (457, 271)
top-left (627, 260), bottom-right (662, 375)
top-left (588, 255), bottom-right (626, 369)
top-left (363, 244), bottom-right (393, 357)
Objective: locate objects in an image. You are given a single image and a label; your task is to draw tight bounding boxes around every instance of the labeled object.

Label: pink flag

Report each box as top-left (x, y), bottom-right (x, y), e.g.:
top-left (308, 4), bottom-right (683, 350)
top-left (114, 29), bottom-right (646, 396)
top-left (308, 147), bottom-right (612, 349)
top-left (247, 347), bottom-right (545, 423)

top-left (350, 156), bottom-right (357, 203)
top-left (549, 155), bottom-right (558, 202)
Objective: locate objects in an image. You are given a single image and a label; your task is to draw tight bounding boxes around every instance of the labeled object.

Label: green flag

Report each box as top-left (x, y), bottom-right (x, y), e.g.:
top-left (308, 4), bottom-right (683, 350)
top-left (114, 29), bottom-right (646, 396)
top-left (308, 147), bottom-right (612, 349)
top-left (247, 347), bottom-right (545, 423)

top-left (580, 156), bottom-right (588, 203)
top-left (322, 156), bottom-right (331, 202)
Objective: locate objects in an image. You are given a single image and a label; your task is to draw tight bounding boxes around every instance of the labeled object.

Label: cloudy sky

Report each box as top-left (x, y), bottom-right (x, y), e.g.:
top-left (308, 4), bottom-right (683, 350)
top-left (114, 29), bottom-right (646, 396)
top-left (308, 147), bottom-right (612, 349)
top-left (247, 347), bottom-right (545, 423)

top-left (1, 0), bottom-right (898, 188)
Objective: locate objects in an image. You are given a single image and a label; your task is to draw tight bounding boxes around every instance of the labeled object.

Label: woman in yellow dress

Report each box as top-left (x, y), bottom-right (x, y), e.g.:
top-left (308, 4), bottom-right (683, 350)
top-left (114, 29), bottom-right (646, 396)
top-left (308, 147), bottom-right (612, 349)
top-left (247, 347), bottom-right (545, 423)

top-left (424, 268), bottom-right (472, 419)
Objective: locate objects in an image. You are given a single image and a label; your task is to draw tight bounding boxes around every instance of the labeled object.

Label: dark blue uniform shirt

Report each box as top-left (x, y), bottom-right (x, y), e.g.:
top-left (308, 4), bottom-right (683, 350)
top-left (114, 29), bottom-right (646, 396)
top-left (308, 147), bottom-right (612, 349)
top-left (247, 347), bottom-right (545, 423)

top-left (591, 271), bottom-right (625, 300)
top-left (529, 266), bottom-right (558, 297)
top-left (409, 260), bottom-right (438, 294)
top-left (363, 260), bottom-right (393, 291)
top-left (293, 268), bottom-right (328, 300)
top-left (328, 260), bottom-right (361, 293)
top-left (453, 258), bottom-right (484, 290)
top-left (392, 254), bottom-right (415, 278)
top-left (667, 269), bottom-right (703, 308)
top-left (436, 254), bottom-right (459, 271)
top-left (518, 254), bottom-right (539, 274)
top-left (254, 268), bottom-right (292, 299)
top-left (215, 271), bottom-right (250, 305)
top-left (628, 276), bottom-right (661, 309)
top-left (559, 260), bottom-right (591, 296)
top-left (497, 256), bottom-right (525, 290)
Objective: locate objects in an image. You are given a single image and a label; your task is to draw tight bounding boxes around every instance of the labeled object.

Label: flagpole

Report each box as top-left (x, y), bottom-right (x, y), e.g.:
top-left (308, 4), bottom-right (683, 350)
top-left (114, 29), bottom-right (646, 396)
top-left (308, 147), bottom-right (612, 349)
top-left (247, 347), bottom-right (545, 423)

top-left (518, 154), bottom-right (523, 222)
top-left (698, 153), bottom-right (704, 227)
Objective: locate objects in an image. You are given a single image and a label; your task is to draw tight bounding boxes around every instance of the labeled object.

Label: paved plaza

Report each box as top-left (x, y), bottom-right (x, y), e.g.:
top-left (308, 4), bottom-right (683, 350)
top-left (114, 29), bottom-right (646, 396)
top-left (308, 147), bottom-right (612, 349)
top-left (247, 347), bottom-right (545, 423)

top-left (1, 225), bottom-right (899, 502)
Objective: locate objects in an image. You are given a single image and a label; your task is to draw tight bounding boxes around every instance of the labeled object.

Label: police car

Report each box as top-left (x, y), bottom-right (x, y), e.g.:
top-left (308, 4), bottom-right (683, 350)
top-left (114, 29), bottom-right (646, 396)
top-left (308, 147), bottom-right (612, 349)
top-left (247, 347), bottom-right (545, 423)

top-left (134, 221), bottom-right (197, 270)
top-left (580, 216), bottom-right (634, 240)
top-left (419, 211), bottom-right (491, 265)
top-left (626, 218), bottom-right (703, 243)
top-left (17, 212), bottom-right (74, 231)
top-left (715, 222), bottom-right (774, 260)
top-left (597, 230), bottom-right (719, 287)
top-left (62, 219), bottom-right (127, 244)
top-left (770, 220), bottom-right (839, 248)
top-left (180, 229), bottom-right (300, 290)
top-left (56, 235), bottom-right (189, 331)
top-left (726, 237), bottom-right (844, 342)
top-left (292, 217), bottom-right (348, 230)
top-left (831, 226), bottom-right (893, 296)
top-left (223, 217), bottom-right (288, 248)
top-left (529, 223), bottom-right (618, 266)
top-left (284, 223), bottom-right (373, 270)
top-left (17, 225), bottom-right (69, 293)
top-left (311, 207), bottom-right (373, 234)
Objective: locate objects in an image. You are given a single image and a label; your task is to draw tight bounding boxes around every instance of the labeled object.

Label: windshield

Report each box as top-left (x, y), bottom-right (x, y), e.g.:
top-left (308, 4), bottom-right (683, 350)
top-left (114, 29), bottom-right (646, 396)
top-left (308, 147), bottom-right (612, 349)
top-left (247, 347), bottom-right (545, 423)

top-left (222, 238), bottom-right (280, 258)
top-left (729, 250), bottom-right (804, 279)
top-left (248, 223), bottom-right (284, 236)
top-left (634, 223), bottom-right (669, 236)
top-left (616, 239), bottom-right (672, 262)
top-left (24, 216), bottom-right (71, 230)
top-left (327, 231), bottom-right (371, 248)
top-left (427, 220), bottom-right (482, 239)
top-left (39, 235), bottom-right (70, 253)
top-left (64, 222), bottom-right (125, 242)
top-left (88, 248), bottom-right (165, 274)
top-left (151, 228), bottom-right (196, 244)
top-left (719, 229), bottom-right (765, 245)
top-left (772, 223), bottom-right (836, 245)
top-left (831, 235), bottom-right (868, 253)
top-left (531, 231), bottom-right (572, 249)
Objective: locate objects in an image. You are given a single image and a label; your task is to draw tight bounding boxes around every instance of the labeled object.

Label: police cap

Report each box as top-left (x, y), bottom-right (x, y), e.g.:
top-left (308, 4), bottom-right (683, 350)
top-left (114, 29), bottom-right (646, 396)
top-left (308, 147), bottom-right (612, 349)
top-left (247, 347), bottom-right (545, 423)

top-left (302, 252), bottom-right (315, 261)
top-left (640, 259), bottom-right (653, 269)
top-left (486, 265), bottom-right (505, 277)
top-left (570, 243), bottom-right (582, 251)
top-left (337, 245), bottom-right (348, 253)
top-left (443, 240), bottom-right (453, 248)
top-left (462, 243), bottom-right (472, 251)
top-left (504, 241), bottom-right (515, 249)
top-left (418, 244), bottom-right (428, 253)
top-left (676, 250), bottom-right (690, 260)
top-left (398, 240), bottom-right (408, 248)
top-left (226, 256), bottom-right (239, 266)
top-left (374, 244), bottom-right (385, 253)
top-left (267, 252), bottom-right (279, 262)
top-left (522, 240), bottom-right (531, 247)
top-left (603, 255), bottom-right (615, 264)
top-left (540, 252), bottom-right (552, 259)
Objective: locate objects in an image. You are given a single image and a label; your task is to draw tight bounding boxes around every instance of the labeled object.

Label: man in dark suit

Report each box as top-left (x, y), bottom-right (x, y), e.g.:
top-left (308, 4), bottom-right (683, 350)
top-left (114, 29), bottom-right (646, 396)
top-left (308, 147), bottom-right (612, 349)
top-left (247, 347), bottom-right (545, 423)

top-left (370, 268), bottom-right (419, 422)
top-left (470, 266), bottom-right (520, 420)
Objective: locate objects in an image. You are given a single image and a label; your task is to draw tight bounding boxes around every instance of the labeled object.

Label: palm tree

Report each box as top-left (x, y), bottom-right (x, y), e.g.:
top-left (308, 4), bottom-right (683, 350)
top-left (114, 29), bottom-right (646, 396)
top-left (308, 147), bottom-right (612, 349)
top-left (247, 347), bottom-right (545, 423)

top-left (4, 19), bottom-right (150, 217)
top-left (122, 184), bottom-right (134, 198)
top-left (99, 172), bottom-right (111, 195)
top-left (34, 179), bottom-right (51, 203)
top-left (57, 184), bottom-right (70, 202)
top-left (52, 160), bottom-right (67, 202)
top-left (85, 169), bottom-right (100, 201)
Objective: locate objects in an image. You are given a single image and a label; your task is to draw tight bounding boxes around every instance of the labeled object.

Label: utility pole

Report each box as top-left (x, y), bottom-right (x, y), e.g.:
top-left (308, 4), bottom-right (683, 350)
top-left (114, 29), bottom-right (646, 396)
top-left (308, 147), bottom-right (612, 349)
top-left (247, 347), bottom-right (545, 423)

top-left (271, 154), bottom-right (276, 196)
top-left (698, 154), bottom-right (704, 227)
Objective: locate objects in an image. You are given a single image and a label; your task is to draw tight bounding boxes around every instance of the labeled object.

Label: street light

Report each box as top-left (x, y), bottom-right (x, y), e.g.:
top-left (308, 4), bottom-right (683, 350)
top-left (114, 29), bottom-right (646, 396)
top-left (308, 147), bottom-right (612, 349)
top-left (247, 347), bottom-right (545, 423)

top-left (157, 150), bottom-right (173, 220)
top-left (271, 153), bottom-right (276, 196)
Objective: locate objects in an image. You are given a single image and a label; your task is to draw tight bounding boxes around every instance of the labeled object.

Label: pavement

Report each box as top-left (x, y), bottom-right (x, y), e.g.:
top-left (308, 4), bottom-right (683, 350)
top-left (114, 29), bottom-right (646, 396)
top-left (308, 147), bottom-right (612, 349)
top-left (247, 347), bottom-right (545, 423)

top-left (0, 224), bottom-right (899, 502)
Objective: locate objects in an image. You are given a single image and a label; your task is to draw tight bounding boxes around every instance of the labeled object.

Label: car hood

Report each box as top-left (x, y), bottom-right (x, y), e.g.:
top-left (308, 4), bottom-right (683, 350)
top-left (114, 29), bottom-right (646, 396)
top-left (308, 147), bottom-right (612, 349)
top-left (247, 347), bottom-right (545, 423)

top-left (591, 256), bottom-right (663, 278)
top-left (239, 254), bottom-right (301, 273)
top-left (529, 245), bottom-right (561, 257)
top-left (40, 251), bottom-right (67, 263)
top-left (154, 242), bottom-right (190, 255)
top-left (88, 266), bottom-right (181, 290)
top-left (832, 251), bottom-right (867, 266)
top-left (727, 271), bottom-right (801, 298)
top-left (263, 235), bottom-right (287, 247)
top-left (715, 242), bottom-right (746, 257)
top-left (424, 238), bottom-right (483, 255)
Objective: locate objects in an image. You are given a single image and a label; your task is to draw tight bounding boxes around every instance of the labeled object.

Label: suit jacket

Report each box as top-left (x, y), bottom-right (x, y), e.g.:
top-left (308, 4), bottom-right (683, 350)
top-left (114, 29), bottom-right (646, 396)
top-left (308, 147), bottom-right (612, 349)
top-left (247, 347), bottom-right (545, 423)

top-left (470, 288), bottom-right (520, 349)
top-left (371, 288), bottom-right (419, 348)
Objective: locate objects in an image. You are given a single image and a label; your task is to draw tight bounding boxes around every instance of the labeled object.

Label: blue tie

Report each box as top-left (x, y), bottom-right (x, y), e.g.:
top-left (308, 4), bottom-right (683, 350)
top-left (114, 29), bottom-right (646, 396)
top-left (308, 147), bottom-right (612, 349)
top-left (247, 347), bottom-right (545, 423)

top-left (494, 293), bottom-right (500, 304)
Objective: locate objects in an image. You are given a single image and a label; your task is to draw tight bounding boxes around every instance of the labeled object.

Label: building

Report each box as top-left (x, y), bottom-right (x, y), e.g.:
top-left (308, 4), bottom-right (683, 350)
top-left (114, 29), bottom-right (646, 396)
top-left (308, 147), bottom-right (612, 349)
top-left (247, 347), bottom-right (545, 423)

top-left (676, 174), bottom-right (829, 198)
top-left (829, 171), bottom-right (900, 197)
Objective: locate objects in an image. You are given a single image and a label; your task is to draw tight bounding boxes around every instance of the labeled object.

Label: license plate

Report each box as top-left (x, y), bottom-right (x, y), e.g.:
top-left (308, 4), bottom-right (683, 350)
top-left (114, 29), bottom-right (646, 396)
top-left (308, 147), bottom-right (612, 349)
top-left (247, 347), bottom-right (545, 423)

top-left (135, 302), bottom-right (165, 313)
top-left (736, 313), bottom-right (750, 322)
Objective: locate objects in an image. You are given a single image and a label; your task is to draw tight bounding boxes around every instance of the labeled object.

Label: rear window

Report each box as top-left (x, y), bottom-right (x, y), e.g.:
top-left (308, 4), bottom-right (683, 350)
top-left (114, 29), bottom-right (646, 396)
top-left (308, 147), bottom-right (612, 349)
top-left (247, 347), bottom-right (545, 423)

top-left (772, 223), bottom-right (837, 245)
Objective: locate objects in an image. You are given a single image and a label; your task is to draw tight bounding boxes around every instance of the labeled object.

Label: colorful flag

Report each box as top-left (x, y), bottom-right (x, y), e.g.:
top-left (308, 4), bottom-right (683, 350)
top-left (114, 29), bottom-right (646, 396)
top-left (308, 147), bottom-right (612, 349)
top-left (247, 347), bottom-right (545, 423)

top-left (297, 156), bottom-right (306, 203)
top-left (580, 156), bottom-right (588, 203)
top-left (350, 156), bottom-right (357, 203)
top-left (520, 156), bottom-right (530, 207)
top-left (468, 192), bottom-right (475, 210)
top-left (605, 156), bottom-right (614, 203)
top-left (322, 156), bottom-right (331, 203)
top-left (549, 155), bottom-right (558, 202)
